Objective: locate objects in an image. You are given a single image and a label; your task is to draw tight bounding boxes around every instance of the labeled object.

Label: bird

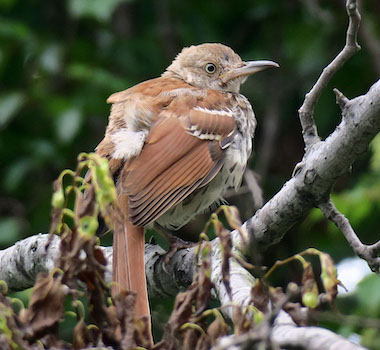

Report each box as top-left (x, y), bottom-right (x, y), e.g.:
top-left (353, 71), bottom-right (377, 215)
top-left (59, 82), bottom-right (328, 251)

top-left (95, 43), bottom-right (278, 322)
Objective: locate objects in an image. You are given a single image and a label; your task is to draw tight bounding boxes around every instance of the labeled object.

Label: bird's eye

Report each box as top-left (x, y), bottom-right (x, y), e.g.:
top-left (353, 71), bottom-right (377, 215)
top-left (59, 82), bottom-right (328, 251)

top-left (205, 63), bottom-right (216, 74)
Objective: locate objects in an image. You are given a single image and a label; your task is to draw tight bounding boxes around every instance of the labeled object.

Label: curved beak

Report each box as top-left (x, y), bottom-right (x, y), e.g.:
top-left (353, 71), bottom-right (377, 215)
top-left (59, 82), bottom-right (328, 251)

top-left (220, 60), bottom-right (279, 83)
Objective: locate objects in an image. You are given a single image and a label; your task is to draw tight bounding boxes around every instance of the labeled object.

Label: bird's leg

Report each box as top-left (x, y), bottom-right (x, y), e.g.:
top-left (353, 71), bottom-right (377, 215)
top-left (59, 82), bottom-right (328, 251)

top-left (154, 223), bottom-right (197, 263)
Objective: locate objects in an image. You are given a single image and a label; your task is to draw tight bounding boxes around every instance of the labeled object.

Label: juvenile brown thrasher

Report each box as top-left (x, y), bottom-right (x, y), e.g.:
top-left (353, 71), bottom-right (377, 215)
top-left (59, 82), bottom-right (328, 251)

top-left (95, 43), bottom-right (278, 321)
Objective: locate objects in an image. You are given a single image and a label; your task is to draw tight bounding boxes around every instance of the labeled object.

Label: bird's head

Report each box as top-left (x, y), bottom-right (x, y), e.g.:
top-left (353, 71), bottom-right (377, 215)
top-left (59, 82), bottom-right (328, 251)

top-left (163, 43), bottom-right (279, 93)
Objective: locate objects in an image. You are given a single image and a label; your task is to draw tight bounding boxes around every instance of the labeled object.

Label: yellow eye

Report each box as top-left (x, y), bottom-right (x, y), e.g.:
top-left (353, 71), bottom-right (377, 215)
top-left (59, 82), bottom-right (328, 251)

top-left (205, 63), bottom-right (216, 74)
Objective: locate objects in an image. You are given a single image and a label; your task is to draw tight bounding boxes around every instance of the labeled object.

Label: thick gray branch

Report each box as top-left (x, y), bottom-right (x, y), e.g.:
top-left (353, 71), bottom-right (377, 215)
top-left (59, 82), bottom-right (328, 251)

top-left (0, 233), bottom-right (60, 291)
top-left (213, 311), bottom-right (363, 350)
top-left (0, 233), bottom-right (193, 298)
top-left (247, 79), bottom-right (380, 252)
top-left (0, 233), bottom-right (249, 312)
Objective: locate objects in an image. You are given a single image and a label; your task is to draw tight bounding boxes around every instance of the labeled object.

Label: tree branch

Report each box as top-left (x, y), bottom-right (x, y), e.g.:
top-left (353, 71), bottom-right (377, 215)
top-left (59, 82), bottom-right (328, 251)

top-left (213, 311), bottom-right (363, 350)
top-left (0, 233), bottom-right (252, 317)
top-left (0, 233), bottom-right (60, 291)
top-left (247, 78), bottom-right (380, 259)
top-left (319, 198), bottom-right (380, 273)
top-left (298, 0), bottom-right (361, 148)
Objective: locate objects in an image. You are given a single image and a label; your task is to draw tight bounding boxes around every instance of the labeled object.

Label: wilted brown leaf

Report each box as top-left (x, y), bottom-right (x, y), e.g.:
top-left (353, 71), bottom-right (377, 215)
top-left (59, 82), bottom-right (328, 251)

top-left (218, 229), bottom-right (233, 300)
top-left (182, 326), bottom-right (204, 350)
top-left (195, 334), bottom-right (210, 350)
top-left (164, 287), bottom-right (198, 338)
top-left (207, 317), bottom-right (230, 346)
top-left (251, 279), bottom-right (270, 313)
top-left (301, 262), bottom-right (319, 309)
top-left (153, 289), bottom-right (197, 349)
top-left (195, 241), bottom-right (213, 314)
top-left (233, 307), bottom-right (254, 335)
top-left (22, 271), bottom-right (65, 341)
top-left (114, 290), bottom-right (137, 349)
top-left (319, 252), bottom-right (345, 302)
top-left (134, 315), bottom-right (153, 350)
top-left (73, 318), bottom-right (91, 349)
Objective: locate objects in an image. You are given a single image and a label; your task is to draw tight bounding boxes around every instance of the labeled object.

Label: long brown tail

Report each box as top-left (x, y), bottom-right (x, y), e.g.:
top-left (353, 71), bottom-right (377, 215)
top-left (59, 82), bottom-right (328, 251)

top-left (112, 195), bottom-right (150, 318)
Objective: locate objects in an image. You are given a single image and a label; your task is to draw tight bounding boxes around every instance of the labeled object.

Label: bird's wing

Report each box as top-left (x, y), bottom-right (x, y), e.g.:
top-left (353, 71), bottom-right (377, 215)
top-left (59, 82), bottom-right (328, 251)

top-left (119, 88), bottom-right (238, 227)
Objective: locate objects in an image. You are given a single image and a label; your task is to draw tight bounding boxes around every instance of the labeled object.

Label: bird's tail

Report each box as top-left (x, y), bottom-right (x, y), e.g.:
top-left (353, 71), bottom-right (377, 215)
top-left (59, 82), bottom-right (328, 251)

top-left (112, 195), bottom-right (150, 318)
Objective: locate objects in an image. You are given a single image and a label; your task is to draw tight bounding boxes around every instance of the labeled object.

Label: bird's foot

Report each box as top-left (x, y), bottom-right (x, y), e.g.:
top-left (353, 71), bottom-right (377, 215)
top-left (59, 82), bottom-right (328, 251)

top-left (164, 236), bottom-right (197, 264)
top-left (154, 223), bottom-right (197, 264)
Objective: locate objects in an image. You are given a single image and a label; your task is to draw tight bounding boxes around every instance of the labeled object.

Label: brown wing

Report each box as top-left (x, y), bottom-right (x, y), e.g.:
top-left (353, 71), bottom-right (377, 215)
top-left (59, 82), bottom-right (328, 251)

top-left (119, 92), bottom-right (237, 227)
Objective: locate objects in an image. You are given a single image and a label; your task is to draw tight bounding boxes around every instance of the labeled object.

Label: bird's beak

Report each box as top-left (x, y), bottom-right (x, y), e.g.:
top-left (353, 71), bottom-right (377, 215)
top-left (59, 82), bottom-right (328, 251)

top-left (220, 60), bottom-right (279, 83)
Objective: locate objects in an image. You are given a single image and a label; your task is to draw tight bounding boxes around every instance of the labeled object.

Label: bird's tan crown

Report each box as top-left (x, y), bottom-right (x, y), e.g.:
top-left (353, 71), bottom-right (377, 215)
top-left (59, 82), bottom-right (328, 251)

top-left (163, 43), bottom-right (245, 93)
top-left (172, 44), bottom-right (243, 70)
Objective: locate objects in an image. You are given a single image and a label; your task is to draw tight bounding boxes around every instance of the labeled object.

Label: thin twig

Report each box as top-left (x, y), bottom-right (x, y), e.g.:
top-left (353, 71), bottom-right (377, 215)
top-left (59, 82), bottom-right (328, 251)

top-left (319, 198), bottom-right (380, 274)
top-left (298, 0), bottom-right (361, 149)
top-left (243, 169), bottom-right (264, 210)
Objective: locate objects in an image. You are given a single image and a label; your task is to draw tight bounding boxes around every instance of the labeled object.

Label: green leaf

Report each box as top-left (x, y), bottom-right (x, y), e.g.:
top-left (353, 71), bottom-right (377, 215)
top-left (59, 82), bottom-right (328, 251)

top-left (0, 0), bottom-right (16, 10)
top-left (370, 134), bottom-right (380, 173)
top-left (67, 63), bottom-right (126, 91)
top-left (3, 159), bottom-right (33, 192)
top-left (0, 217), bottom-right (23, 245)
top-left (0, 18), bottom-right (30, 40)
top-left (0, 92), bottom-right (25, 129)
top-left (39, 44), bottom-right (63, 74)
top-left (68, 0), bottom-right (130, 22)
top-left (355, 274), bottom-right (380, 317)
top-left (55, 108), bottom-right (82, 144)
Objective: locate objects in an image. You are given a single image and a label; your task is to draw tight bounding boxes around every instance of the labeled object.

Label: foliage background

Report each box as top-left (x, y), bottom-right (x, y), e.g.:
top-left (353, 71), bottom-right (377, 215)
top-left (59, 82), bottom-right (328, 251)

top-left (0, 0), bottom-right (379, 347)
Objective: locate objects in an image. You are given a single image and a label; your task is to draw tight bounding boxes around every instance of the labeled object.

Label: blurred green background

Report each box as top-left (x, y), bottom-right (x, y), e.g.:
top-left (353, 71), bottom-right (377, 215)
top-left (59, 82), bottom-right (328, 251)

top-left (1, 0), bottom-right (380, 347)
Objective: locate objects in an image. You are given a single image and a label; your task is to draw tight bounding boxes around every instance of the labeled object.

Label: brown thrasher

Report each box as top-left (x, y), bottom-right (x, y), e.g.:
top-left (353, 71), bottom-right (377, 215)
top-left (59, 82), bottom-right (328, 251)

top-left (96, 43), bottom-right (278, 320)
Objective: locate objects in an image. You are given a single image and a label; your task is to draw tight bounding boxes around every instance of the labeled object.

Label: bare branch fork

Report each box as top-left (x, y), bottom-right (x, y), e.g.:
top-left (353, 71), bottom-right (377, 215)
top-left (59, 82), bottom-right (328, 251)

top-left (299, 0), bottom-right (380, 273)
top-left (247, 0), bottom-right (380, 274)
top-left (298, 0), bottom-right (361, 148)
top-left (246, 78), bottom-right (380, 269)
top-left (319, 199), bottom-right (380, 272)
